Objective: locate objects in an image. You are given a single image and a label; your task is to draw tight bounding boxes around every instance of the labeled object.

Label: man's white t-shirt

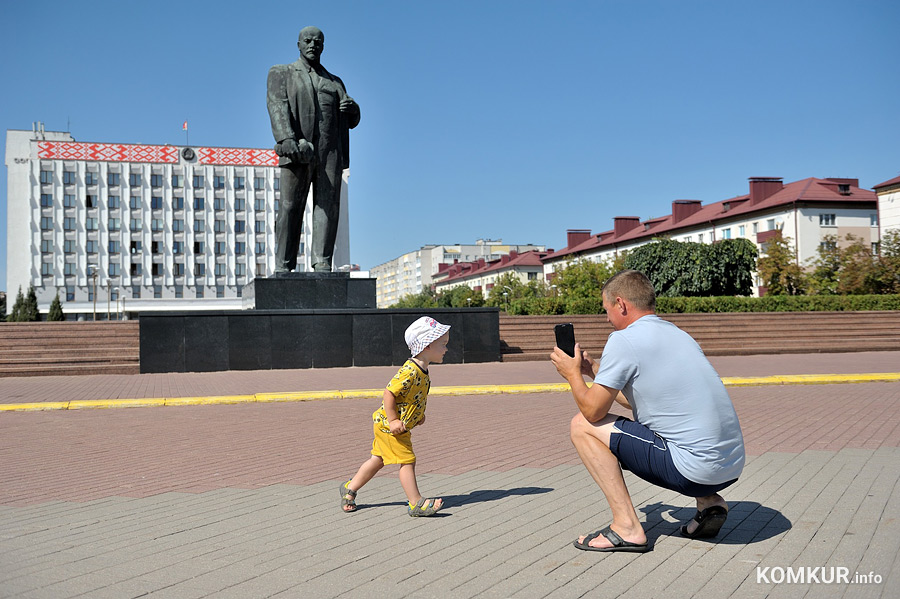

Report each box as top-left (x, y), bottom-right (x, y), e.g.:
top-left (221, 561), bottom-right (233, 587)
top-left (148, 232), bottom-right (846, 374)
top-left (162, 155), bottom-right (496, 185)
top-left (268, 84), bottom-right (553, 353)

top-left (595, 314), bottom-right (745, 485)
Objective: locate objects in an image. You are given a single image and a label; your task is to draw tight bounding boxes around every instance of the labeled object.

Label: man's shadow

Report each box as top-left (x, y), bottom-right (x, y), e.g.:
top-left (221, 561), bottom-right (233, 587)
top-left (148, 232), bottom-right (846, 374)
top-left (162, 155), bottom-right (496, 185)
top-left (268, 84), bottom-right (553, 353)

top-left (360, 486), bottom-right (553, 512)
top-left (639, 501), bottom-right (792, 544)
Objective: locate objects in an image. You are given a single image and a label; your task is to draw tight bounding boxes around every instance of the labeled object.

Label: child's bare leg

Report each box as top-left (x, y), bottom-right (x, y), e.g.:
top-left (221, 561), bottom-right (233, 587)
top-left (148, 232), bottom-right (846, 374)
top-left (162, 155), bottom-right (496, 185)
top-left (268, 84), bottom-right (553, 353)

top-left (348, 455), bottom-right (384, 492)
top-left (399, 463), bottom-right (442, 509)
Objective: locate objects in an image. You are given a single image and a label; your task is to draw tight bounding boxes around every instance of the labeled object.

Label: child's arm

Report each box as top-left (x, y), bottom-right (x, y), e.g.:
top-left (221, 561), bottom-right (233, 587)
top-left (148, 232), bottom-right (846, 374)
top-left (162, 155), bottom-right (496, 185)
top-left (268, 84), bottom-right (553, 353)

top-left (383, 389), bottom-right (408, 435)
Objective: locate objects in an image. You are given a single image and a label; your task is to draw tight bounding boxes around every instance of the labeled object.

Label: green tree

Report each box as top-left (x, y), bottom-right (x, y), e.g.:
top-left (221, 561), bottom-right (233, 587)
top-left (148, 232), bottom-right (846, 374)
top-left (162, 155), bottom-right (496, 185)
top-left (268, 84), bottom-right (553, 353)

top-left (22, 284), bottom-right (40, 321)
top-left (391, 288), bottom-right (438, 309)
top-left (48, 292), bottom-right (65, 321)
top-left (436, 285), bottom-right (484, 308)
top-left (551, 258), bottom-right (615, 301)
top-left (9, 286), bottom-right (25, 322)
top-left (876, 229), bottom-right (900, 293)
top-left (756, 232), bottom-right (805, 295)
top-left (485, 273), bottom-right (528, 309)
top-left (836, 234), bottom-right (880, 294)
top-left (805, 235), bottom-right (841, 295)
top-left (623, 238), bottom-right (757, 297)
top-left (0, 293), bottom-right (6, 322)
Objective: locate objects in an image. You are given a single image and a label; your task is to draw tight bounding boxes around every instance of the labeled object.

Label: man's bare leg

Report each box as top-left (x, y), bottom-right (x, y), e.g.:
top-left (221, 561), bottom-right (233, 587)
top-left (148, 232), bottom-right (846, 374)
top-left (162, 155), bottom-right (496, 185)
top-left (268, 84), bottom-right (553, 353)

top-left (570, 412), bottom-right (647, 548)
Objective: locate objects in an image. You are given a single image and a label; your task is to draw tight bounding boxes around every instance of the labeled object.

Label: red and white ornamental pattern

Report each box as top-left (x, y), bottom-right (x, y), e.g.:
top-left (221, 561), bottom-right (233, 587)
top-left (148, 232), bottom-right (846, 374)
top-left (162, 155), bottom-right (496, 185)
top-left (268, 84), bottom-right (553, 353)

top-left (37, 141), bottom-right (278, 167)
top-left (197, 147), bottom-right (278, 167)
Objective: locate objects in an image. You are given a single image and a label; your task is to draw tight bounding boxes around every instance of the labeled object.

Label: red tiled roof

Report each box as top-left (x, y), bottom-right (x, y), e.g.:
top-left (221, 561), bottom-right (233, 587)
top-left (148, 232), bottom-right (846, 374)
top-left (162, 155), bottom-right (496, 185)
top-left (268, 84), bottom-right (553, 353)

top-left (437, 250), bottom-right (549, 285)
top-left (547, 177), bottom-right (876, 262)
top-left (873, 174), bottom-right (900, 190)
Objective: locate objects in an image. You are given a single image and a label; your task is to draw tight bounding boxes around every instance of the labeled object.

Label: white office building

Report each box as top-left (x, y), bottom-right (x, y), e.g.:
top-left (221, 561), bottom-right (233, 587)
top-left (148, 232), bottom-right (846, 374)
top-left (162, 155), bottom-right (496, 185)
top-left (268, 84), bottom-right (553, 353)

top-left (5, 125), bottom-right (350, 317)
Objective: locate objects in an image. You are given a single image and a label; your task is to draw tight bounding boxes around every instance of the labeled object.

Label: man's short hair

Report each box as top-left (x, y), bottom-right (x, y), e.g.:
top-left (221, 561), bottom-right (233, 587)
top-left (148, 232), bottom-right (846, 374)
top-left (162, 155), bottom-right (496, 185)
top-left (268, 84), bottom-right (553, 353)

top-left (602, 270), bottom-right (656, 312)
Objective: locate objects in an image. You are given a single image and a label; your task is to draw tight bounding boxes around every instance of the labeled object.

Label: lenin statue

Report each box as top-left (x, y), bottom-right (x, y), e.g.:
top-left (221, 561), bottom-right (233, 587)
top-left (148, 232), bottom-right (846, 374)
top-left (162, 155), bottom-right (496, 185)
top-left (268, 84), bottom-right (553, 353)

top-left (266, 26), bottom-right (361, 273)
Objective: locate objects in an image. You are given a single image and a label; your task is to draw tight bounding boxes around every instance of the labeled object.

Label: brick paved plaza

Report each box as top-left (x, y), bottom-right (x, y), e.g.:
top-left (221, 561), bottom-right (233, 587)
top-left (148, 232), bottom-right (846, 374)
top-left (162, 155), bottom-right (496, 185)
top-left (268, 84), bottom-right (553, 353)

top-left (1, 353), bottom-right (898, 598)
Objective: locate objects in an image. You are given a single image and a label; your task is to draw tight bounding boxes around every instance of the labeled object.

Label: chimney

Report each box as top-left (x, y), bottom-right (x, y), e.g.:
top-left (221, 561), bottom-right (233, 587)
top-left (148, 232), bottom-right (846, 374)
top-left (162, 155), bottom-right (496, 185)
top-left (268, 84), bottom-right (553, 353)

top-left (613, 217), bottom-right (641, 237)
top-left (566, 229), bottom-right (592, 249)
top-left (671, 200), bottom-right (702, 223)
top-left (509, 250), bottom-right (518, 259)
top-left (748, 177), bottom-right (783, 205)
top-left (500, 255), bottom-right (510, 265)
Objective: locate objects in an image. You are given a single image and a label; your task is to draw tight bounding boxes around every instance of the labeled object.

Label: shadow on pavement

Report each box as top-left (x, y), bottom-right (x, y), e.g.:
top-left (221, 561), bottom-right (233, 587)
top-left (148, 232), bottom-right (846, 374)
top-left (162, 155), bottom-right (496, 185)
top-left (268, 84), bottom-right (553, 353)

top-left (640, 500), bottom-right (792, 544)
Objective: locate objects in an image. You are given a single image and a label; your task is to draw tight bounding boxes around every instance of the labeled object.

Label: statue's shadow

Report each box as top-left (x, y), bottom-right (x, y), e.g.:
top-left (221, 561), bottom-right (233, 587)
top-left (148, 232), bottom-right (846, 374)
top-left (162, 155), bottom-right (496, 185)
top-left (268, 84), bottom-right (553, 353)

top-left (639, 500), bottom-right (792, 544)
top-left (361, 486), bottom-right (553, 513)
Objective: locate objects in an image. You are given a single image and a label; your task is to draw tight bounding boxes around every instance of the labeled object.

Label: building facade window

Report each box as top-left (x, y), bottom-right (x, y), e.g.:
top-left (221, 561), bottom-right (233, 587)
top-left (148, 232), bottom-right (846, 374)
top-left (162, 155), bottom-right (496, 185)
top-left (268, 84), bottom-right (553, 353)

top-left (193, 175), bottom-right (204, 188)
top-left (235, 241), bottom-right (245, 255)
top-left (41, 262), bottom-right (53, 276)
top-left (151, 196), bottom-right (163, 210)
top-left (109, 263), bottom-right (120, 277)
top-left (108, 172), bottom-right (120, 186)
top-left (234, 176), bottom-right (245, 190)
top-left (214, 219), bottom-right (226, 233)
top-left (234, 197), bottom-right (245, 211)
top-left (173, 197), bottom-right (184, 210)
top-left (108, 195), bottom-right (120, 209)
top-left (85, 172), bottom-right (98, 186)
top-left (255, 220), bottom-right (265, 233)
top-left (173, 241), bottom-right (184, 255)
top-left (129, 173), bottom-right (141, 187)
top-left (214, 241), bottom-right (226, 255)
top-left (64, 194), bottom-right (76, 208)
top-left (63, 217), bottom-right (76, 231)
top-left (213, 175), bottom-right (225, 189)
top-left (236, 262), bottom-right (246, 277)
top-left (255, 241), bottom-right (266, 254)
top-left (195, 263), bottom-right (206, 276)
top-left (173, 219), bottom-right (184, 232)
top-left (41, 239), bottom-right (53, 253)
top-left (66, 286), bottom-right (75, 301)
top-left (193, 219), bottom-right (204, 233)
top-left (86, 195), bottom-right (98, 208)
top-left (151, 218), bottom-right (164, 232)
top-left (172, 174), bottom-right (184, 188)
top-left (40, 193), bottom-right (53, 207)
top-left (64, 240), bottom-right (75, 253)
top-left (215, 263), bottom-right (227, 277)
top-left (63, 171), bottom-right (76, 185)
top-left (722, 228), bottom-right (731, 239)
top-left (130, 196), bottom-right (141, 210)
top-left (65, 262), bottom-right (76, 276)
top-left (150, 174), bottom-right (164, 188)
top-left (130, 218), bottom-right (142, 231)
top-left (131, 240), bottom-right (142, 254)
top-left (214, 197), bottom-right (226, 211)
top-left (40, 170), bottom-right (53, 184)
top-left (820, 214), bottom-right (836, 226)
top-left (86, 240), bottom-right (98, 254)
top-left (194, 241), bottom-right (204, 253)
top-left (174, 263), bottom-right (185, 276)
top-left (193, 197), bottom-right (204, 210)
top-left (235, 220), bottom-right (246, 233)
top-left (109, 240), bottom-right (121, 254)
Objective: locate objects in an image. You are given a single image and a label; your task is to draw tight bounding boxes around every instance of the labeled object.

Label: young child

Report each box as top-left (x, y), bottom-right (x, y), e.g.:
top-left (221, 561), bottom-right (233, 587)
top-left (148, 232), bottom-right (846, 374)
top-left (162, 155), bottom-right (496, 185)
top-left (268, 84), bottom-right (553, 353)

top-left (340, 316), bottom-right (450, 517)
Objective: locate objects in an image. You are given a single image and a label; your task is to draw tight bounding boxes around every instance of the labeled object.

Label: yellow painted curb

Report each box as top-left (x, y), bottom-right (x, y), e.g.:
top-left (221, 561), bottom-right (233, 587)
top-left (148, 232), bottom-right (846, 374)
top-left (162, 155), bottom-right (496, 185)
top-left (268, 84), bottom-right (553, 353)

top-left (0, 401), bottom-right (71, 412)
top-left (69, 398), bottom-right (167, 410)
top-left (255, 390), bottom-right (343, 403)
top-left (1, 372), bottom-right (898, 413)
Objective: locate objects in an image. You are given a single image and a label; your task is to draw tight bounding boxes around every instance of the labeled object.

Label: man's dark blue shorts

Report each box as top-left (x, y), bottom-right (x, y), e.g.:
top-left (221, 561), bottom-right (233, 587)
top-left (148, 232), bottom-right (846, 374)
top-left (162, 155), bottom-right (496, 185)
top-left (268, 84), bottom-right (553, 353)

top-left (609, 417), bottom-right (737, 498)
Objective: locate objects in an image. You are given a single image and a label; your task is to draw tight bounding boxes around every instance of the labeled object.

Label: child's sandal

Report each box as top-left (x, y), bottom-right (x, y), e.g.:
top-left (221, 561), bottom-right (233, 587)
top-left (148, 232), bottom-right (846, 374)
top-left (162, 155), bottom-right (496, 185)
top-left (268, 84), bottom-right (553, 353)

top-left (340, 482), bottom-right (358, 513)
top-left (408, 497), bottom-right (443, 517)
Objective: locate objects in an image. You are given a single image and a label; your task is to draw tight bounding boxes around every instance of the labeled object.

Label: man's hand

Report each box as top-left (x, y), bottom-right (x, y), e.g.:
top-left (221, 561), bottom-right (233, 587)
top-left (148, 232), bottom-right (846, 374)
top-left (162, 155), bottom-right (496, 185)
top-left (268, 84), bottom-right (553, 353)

top-left (418, 414), bottom-right (425, 426)
top-left (389, 418), bottom-right (408, 435)
top-left (551, 343), bottom-right (584, 382)
top-left (580, 348), bottom-right (599, 379)
top-left (340, 97), bottom-right (358, 113)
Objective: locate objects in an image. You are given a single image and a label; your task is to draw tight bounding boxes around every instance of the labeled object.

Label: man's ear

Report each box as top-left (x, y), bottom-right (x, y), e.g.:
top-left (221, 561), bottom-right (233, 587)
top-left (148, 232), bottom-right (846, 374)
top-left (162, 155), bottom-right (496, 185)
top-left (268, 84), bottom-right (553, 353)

top-left (616, 296), bottom-right (628, 314)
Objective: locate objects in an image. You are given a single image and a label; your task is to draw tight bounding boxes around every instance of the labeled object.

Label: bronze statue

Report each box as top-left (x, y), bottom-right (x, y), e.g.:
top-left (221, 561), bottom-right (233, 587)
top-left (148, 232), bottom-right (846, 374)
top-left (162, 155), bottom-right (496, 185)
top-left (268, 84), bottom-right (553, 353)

top-left (266, 26), bottom-right (361, 273)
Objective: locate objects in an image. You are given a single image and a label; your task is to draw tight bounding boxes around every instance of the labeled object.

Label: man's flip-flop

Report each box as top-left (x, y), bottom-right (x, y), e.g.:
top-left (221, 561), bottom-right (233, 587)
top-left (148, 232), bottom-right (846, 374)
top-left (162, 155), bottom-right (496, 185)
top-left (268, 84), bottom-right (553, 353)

top-left (573, 526), bottom-right (650, 553)
top-left (681, 505), bottom-right (728, 539)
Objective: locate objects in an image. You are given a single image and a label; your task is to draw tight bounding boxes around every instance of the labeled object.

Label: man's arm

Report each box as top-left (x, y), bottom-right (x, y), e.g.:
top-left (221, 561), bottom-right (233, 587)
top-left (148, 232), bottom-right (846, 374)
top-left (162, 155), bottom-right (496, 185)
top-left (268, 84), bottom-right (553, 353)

top-left (551, 344), bottom-right (621, 423)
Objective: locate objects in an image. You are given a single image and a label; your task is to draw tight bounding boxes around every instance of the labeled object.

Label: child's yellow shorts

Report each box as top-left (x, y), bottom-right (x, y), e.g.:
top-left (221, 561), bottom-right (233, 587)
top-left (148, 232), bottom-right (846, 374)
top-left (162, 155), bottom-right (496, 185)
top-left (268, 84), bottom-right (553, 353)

top-left (371, 421), bottom-right (416, 464)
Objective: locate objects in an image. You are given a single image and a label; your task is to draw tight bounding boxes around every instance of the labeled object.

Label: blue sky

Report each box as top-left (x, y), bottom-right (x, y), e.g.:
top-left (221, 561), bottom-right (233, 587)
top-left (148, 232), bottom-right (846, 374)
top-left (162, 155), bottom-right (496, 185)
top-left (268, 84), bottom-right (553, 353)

top-left (2, 0), bottom-right (899, 292)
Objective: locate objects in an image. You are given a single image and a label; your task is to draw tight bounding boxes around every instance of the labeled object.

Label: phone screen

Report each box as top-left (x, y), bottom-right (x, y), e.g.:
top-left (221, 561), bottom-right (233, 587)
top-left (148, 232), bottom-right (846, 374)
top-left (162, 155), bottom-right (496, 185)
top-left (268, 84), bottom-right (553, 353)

top-left (554, 323), bottom-right (576, 357)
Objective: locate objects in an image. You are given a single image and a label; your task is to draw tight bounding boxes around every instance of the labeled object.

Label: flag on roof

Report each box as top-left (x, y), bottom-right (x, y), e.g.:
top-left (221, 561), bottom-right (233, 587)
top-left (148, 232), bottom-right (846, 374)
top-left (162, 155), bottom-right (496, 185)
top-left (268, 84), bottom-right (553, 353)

top-left (182, 121), bottom-right (188, 131)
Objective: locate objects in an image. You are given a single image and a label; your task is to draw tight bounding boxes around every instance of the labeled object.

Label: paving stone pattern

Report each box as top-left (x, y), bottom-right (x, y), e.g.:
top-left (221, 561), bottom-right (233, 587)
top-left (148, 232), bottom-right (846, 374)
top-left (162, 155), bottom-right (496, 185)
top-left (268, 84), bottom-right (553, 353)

top-left (1, 353), bottom-right (899, 598)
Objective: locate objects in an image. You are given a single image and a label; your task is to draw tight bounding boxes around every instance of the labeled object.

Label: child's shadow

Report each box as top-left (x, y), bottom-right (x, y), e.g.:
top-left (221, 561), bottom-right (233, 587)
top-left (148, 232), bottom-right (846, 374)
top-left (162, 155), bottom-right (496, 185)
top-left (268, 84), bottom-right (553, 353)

top-left (639, 500), bottom-right (792, 544)
top-left (363, 486), bottom-right (553, 513)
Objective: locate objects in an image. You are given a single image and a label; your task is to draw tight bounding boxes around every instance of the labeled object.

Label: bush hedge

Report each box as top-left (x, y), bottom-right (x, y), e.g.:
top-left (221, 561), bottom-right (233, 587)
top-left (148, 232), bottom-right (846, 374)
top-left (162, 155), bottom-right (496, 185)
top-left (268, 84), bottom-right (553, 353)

top-left (501, 294), bottom-right (900, 315)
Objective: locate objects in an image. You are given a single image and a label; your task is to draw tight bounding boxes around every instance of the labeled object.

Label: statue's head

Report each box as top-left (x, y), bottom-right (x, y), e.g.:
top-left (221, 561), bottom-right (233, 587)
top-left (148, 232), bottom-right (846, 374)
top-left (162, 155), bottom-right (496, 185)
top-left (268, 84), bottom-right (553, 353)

top-left (298, 27), bottom-right (324, 65)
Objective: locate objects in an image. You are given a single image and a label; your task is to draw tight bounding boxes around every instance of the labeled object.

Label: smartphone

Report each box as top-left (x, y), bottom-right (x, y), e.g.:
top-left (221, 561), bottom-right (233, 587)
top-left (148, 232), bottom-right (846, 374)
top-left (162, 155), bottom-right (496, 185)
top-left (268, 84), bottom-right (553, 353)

top-left (554, 323), bottom-right (576, 357)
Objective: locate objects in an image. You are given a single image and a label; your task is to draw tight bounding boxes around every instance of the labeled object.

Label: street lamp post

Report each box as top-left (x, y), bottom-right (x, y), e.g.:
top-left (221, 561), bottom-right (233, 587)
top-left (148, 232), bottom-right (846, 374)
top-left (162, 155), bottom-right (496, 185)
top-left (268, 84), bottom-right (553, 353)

top-left (89, 266), bottom-right (98, 321)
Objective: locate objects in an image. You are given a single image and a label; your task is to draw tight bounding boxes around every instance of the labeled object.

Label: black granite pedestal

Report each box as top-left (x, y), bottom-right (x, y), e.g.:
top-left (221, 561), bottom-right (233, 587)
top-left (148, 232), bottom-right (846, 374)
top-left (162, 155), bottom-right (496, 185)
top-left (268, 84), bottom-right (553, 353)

top-left (242, 272), bottom-right (376, 310)
top-left (139, 308), bottom-right (501, 373)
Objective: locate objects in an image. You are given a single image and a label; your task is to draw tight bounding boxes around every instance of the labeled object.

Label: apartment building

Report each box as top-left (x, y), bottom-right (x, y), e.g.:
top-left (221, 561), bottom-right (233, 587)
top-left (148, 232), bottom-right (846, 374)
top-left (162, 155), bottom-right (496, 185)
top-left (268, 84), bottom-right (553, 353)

top-left (5, 125), bottom-right (350, 317)
top-left (432, 250), bottom-right (551, 296)
top-left (874, 174), bottom-right (900, 238)
top-left (371, 239), bottom-right (546, 307)
top-left (542, 176), bottom-right (879, 295)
